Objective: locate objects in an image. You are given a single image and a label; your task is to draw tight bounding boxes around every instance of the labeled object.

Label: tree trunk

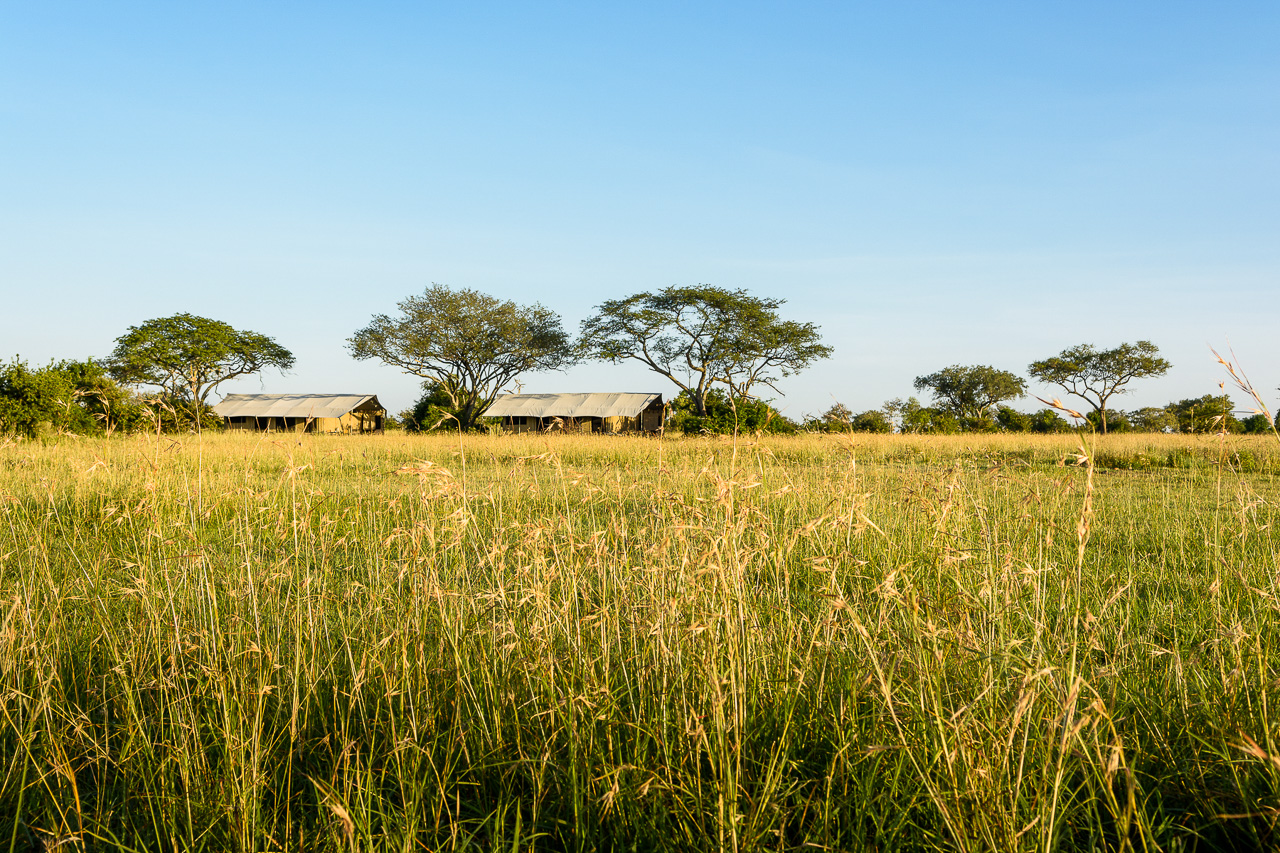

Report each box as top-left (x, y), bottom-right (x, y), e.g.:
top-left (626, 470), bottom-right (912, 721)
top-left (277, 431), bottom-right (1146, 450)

top-left (458, 401), bottom-right (476, 432)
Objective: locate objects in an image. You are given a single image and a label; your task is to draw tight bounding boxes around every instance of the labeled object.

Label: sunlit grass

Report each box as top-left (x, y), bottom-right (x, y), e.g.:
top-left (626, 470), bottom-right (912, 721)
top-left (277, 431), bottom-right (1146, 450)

top-left (2, 430), bottom-right (1279, 851)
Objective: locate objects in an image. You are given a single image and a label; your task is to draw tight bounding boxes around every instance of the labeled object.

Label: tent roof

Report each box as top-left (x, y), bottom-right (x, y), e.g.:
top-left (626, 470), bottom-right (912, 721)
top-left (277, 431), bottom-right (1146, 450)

top-left (483, 393), bottom-right (662, 419)
top-left (212, 394), bottom-right (383, 419)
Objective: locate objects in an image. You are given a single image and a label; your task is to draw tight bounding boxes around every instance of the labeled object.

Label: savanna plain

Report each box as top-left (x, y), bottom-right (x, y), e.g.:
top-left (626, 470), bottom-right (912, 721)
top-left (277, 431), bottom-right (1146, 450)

top-left (3, 430), bottom-right (1279, 852)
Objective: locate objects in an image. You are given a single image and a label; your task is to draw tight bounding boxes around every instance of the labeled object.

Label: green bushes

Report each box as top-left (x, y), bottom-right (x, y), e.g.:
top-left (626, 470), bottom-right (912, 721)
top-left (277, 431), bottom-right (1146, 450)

top-left (668, 388), bottom-right (797, 434)
top-left (0, 358), bottom-right (149, 437)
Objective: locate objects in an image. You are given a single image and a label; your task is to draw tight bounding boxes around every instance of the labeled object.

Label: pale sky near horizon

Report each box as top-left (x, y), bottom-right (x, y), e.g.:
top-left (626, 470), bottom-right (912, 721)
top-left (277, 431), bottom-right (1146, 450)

top-left (3, 3), bottom-right (1278, 422)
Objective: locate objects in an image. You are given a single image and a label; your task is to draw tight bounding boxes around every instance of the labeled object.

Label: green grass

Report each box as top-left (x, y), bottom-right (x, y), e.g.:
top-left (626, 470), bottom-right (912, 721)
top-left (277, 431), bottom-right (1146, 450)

top-left (2, 431), bottom-right (1279, 851)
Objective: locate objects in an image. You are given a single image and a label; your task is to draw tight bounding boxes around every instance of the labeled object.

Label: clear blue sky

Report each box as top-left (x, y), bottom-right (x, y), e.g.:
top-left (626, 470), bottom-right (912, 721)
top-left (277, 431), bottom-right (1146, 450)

top-left (3, 2), bottom-right (1278, 422)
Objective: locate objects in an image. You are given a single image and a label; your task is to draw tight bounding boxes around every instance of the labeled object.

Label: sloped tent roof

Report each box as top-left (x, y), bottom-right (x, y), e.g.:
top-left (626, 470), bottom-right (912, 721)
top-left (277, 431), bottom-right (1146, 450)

top-left (212, 394), bottom-right (384, 419)
top-left (483, 393), bottom-right (662, 419)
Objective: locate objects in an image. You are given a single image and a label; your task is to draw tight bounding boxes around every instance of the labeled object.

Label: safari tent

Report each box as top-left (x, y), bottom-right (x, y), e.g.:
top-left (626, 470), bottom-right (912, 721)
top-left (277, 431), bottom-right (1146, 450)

top-left (213, 394), bottom-right (386, 434)
top-left (483, 393), bottom-right (664, 434)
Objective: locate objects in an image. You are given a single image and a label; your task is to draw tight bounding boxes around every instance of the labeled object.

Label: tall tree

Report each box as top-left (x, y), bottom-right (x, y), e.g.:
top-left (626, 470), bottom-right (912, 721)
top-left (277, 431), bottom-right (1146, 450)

top-left (348, 284), bottom-right (575, 431)
top-left (1028, 341), bottom-right (1170, 433)
top-left (578, 285), bottom-right (831, 416)
top-left (912, 365), bottom-right (1026, 422)
top-left (107, 314), bottom-right (294, 425)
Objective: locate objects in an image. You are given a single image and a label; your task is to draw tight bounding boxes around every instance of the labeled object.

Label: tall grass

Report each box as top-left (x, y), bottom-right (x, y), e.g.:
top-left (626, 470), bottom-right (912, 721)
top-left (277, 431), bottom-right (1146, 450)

top-left (2, 431), bottom-right (1278, 851)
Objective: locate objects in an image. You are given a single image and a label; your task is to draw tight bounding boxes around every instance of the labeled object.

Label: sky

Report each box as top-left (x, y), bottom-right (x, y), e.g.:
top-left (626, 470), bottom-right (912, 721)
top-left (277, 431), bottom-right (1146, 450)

top-left (3, 2), bottom-right (1278, 423)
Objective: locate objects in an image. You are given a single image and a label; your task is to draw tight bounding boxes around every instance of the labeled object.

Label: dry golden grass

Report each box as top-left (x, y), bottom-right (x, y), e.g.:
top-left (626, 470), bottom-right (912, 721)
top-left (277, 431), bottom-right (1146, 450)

top-left (1, 430), bottom-right (1278, 851)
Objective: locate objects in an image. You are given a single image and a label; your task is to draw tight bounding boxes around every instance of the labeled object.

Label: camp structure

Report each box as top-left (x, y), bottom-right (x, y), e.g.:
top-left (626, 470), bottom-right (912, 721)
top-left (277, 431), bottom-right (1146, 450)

top-left (483, 393), bottom-right (664, 434)
top-left (213, 394), bottom-right (386, 434)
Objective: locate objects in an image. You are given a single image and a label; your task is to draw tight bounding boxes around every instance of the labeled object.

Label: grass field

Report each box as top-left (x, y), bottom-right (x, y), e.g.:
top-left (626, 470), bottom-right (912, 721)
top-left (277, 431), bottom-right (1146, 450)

top-left (2, 430), bottom-right (1279, 851)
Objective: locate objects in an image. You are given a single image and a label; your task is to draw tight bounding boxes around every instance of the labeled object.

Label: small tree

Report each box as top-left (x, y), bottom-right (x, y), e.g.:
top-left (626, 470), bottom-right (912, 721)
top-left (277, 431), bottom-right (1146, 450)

top-left (107, 313), bottom-right (294, 426)
top-left (1028, 341), bottom-right (1170, 434)
top-left (349, 285), bottom-right (574, 432)
top-left (913, 365), bottom-right (1026, 423)
top-left (579, 285), bottom-right (831, 416)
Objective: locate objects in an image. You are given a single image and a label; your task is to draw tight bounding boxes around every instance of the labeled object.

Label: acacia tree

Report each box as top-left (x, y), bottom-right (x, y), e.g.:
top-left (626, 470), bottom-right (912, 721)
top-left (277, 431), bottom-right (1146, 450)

top-left (107, 313), bottom-right (294, 425)
top-left (912, 365), bottom-right (1027, 423)
top-left (578, 285), bottom-right (831, 416)
top-left (348, 285), bottom-right (575, 431)
top-left (1028, 341), bottom-right (1170, 433)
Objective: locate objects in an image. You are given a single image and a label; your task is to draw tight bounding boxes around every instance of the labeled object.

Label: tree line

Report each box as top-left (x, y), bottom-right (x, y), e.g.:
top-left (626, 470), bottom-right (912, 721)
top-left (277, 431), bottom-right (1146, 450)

top-left (2, 284), bottom-right (1274, 437)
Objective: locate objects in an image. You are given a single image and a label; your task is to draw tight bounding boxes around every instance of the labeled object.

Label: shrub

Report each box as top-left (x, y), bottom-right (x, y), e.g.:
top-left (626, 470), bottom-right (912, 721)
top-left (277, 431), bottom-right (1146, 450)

top-left (1028, 408), bottom-right (1072, 434)
top-left (1129, 407), bottom-right (1179, 433)
top-left (1167, 394), bottom-right (1242, 434)
top-left (900, 404), bottom-right (959, 434)
top-left (1085, 410), bottom-right (1132, 433)
top-left (1240, 413), bottom-right (1275, 435)
top-left (849, 410), bottom-right (893, 433)
top-left (996, 406), bottom-right (1033, 432)
top-left (669, 389), bottom-right (797, 434)
top-left (0, 358), bottom-right (149, 437)
top-left (402, 383), bottom-right (461, 432)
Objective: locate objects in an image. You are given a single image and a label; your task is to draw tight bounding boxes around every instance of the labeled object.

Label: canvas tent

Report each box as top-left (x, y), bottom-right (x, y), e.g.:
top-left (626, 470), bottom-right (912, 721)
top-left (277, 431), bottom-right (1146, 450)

top-left (213, 394), bottom-right (385, 434)
top-left (483, 393), bottom-right (663, 434)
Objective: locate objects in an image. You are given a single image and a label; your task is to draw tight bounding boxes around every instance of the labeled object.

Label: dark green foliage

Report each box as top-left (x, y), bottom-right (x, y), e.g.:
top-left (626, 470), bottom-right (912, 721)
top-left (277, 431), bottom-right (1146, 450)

top-left (1028, 341), bottom-right (1170, 433)
top-left (1166, 394), bottom-right (1242, 434)
top-left (1128, 406), bottom-right (1179, 433)
top-left (899, 400), bottom-right (960, 434)
top-left (107, 313), bottom-right (294, 426)
top-left (1241, 413), bottom-right (1275, 435)
top-left (0, 358), bottom-right (147, 437)
top-left (912, 365), bottom-right (1026, 421)
top-left (1085, 409), bottom-right (1132, 433)
top-left (850, 409), bottom-right (893, 433)
top-left (400, 383), bottom-right (462, 432)
top-left (0, 359), bottom-right (73, 437)
top-left (350, 285), bottom-right (574, 431)
top-left (1029, 408), bottom-right (1072, 433)
top-left (814, 402), bottom-right (855, 431)
top-left (579, 285), bottom-right (831, 416)
top-left (806, 404), bottom-right (893, 433)
top-left (995, 405), bottom-right (1032, 432)
top-left (668, 388), bottom-right (797, 434)
top-left (998, 407), bottom-right (1073, 433)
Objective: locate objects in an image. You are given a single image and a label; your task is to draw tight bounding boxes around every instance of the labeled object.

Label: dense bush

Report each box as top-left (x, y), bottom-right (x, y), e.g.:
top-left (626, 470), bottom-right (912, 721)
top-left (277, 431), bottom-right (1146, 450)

top-left (1167, 394), bottom-right (1242, 434)
top-left (805, 404), bottom-right (892, 433)
top-left (1240, 413), bottom-right (1275, 435)
top-left (1085, 409), bottom-right (1132, 433)
top-left (0, 358), bottom-right (151, 437)
top-left (401, 383), bottom-right (463, 432)
top-left (669, 388), bottom-right (797, 434)
top-left (1128, 407), bottom-right (1179, 433)
top-left (900, 401), bottom-right (959, 434)
top-left (849, 409), bottom-right (893, 433)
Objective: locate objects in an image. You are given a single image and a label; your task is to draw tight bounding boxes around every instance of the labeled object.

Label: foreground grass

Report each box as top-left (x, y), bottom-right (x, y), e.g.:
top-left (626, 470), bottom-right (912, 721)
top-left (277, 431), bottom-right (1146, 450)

top-left (1, 431), bottom-right (1279, 851)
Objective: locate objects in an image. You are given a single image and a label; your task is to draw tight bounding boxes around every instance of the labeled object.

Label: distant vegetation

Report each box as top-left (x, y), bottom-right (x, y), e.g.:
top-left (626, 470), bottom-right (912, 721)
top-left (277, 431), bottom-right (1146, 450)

top-left (3, 294), bottom-right (1275, 439)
